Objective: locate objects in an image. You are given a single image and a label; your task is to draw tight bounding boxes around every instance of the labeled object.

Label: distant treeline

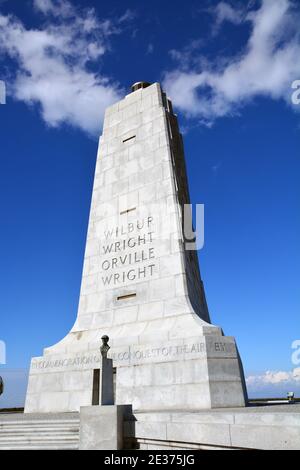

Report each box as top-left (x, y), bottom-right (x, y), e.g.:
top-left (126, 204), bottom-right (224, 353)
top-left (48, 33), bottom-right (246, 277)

top-left (249, 398), bottom-right (300, 402)
top-left (0, 408), bottom-right (24, 413)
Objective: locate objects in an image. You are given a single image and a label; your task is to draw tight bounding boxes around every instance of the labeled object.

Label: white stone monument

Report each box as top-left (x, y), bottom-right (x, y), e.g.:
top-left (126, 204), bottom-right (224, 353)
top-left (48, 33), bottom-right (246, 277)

top-left (25, 82), bottom-right (247, 414)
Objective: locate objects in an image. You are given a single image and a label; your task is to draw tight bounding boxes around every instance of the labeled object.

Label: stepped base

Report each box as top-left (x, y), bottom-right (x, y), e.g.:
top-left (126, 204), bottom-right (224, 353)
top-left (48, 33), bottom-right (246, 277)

top-left (1, 405), bottom-right (300, 450)
top-left (0, 413), bottom-right (80, 450)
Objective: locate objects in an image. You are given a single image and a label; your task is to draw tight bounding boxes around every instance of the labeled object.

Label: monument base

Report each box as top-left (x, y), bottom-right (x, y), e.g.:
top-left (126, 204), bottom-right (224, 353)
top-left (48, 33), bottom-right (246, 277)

top-left (25, 332), bottom-right (247, 413)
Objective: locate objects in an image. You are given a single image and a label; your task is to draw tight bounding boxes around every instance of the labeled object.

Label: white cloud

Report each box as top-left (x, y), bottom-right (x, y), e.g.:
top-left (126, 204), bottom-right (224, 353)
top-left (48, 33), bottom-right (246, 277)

top-left (163, 0), bottom-right (300, 125)
top-left (214, 1), bottom-right (245, 27)
top-left (169, 39), bottom-right (205, 70)
top-left (33, 0), bottom-right (73, 18)
top-left (0, 0), bottom-right (129, 136)
top-left (247, 368), bottom-right (300, 388)
top-left (118, 9), bottom-right (136, 24)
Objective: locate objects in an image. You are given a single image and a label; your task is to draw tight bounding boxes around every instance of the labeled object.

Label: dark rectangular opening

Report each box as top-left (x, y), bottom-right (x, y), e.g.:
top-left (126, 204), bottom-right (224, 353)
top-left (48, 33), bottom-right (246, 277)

top-left (113, 367), bottom-right (117, 403)
top-left (117, 293), bottom-right (137, 301)
top-left (122, 135), bottom-right (136, 143)
top-left (92, 369), bottom-right (100, 405)
top-left (120, 207), bottom-right (136, 215)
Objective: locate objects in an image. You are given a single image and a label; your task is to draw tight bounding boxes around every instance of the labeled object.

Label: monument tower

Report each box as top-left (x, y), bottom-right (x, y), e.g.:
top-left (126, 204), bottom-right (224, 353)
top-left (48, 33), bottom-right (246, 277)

top-left (25, 82), bottom-right (247, 413)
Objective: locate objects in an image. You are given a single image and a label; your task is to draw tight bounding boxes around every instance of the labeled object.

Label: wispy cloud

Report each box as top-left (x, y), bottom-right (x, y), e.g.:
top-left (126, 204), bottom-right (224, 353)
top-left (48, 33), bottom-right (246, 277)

top-left (169, 39), bottom-right (205, 70)
top-left (163, 0), bottom-right (300, 126)
top-left (0, 0), bottom-right (132, 136)
top-left (212, 1), bottom-right (246, 33)
top-left (247, 368), bottom-right (300, 388)
top-left (212, 161), bottom-right (222, 173)
top-left (147, 43), bottom-right (154, 54)
top-left (33, 0), bottom-right (73, 17)
top-left (118, 9), bottom-right (137, 24)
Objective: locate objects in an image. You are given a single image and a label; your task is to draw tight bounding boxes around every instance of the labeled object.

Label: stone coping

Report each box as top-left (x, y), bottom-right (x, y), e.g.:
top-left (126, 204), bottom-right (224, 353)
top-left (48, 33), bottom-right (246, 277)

top-left (134, 404), bottom-right (300, 414)
top-left (1, 404), bottom-right (299, 420)
top-left (0, 412), bottom-right (79, 422)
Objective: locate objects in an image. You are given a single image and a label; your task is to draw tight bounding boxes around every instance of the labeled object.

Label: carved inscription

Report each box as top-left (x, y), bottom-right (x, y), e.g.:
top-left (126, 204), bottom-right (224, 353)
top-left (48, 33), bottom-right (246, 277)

top-left (31, 341), bottom-right (236, 371)
top-left (101, 216), bottom-right (157, 286)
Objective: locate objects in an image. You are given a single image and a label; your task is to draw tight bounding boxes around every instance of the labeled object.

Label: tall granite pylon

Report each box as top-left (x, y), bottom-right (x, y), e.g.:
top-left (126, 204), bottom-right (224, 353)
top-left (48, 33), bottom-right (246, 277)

top-left (25, 82), bottom-right (247, 413)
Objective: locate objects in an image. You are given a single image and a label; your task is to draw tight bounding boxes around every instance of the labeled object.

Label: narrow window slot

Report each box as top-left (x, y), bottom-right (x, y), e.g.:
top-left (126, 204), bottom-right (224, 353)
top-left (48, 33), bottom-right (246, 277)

top-left (122, 135), bottom-right (136, 143)
top-left (92, 369), bottom-right (100, 406)
top-left (113, 367), bottom-right (117, 403)
top-left (120, 207), bottom-right (136, 215)
top-left (117, 293), bottom-right (137, 301)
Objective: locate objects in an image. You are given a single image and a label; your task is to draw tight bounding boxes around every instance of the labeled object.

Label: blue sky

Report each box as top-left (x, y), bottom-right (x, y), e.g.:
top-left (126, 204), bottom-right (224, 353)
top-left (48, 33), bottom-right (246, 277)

top-left (0, 0), bottom-right (300, 407)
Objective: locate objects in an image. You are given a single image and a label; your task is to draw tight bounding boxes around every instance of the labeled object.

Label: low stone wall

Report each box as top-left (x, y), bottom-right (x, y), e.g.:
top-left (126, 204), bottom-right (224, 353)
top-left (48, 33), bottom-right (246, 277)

top-left (123, 405), bottom-right (300, 450)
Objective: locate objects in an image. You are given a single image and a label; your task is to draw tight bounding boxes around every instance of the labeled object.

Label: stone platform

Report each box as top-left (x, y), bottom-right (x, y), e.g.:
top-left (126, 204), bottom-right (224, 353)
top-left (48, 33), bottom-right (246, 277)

top-left (124, 404), bottom-right (300, 450)
top-left (0, 405), bottom-right (299, 450)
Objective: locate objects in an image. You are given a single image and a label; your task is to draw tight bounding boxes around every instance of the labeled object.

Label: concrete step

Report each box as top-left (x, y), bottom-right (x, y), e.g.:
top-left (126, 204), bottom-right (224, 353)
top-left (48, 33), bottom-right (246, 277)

top-left (0, 426), bottom-right (79, 439)
top-left (0, 419), bottom-right (80, 426)
top-left (0, 444), bottom-right (79, 450)
top-left (0, 427), bottom-right (79, 432)
top-left (0, 424), bottom-right (80, 430)
top-left (0, 413), bottom-right (80, 450)
top-left (0, 434), bottom-right (78, 441)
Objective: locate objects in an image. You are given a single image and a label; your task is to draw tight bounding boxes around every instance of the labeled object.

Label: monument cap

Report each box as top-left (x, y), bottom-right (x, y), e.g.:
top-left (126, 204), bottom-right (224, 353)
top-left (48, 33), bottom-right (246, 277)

top-left (131, 81), bottom-right (151, 92)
